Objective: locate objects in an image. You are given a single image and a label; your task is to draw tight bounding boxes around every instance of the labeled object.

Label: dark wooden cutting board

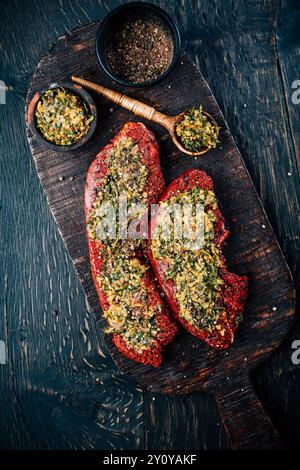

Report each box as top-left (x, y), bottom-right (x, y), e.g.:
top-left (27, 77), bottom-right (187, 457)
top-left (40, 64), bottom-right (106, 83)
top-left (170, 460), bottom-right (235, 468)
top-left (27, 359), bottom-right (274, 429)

top-left (26, 22), bottom-right (295, 449)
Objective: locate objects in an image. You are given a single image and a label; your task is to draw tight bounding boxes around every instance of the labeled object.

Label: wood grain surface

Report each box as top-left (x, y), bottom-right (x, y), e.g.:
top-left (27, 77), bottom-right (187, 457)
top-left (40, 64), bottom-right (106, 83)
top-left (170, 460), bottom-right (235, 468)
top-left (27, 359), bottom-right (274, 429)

top-left (25, 20), bottom-right (295, 448)
top-left (1, 0), bottom-right (300, 450)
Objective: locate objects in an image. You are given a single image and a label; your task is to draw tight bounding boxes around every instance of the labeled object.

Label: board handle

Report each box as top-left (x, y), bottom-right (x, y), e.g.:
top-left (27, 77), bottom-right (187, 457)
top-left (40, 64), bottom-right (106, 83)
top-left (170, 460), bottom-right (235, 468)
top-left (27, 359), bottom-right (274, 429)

top-left (215, 378), bottom-right (284, 449)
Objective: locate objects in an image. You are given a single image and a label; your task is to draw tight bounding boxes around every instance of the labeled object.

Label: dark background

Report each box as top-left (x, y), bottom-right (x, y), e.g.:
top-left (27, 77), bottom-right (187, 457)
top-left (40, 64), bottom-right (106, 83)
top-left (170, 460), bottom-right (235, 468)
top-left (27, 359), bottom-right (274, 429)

top-left (0, 0), bottom-right (299, 449)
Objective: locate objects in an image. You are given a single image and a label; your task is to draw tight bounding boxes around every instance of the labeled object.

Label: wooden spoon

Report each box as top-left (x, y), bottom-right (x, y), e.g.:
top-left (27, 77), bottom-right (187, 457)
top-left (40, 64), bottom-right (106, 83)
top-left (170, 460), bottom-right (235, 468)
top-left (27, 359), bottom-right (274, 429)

top-left (71, 76), bottom-right (219, 156)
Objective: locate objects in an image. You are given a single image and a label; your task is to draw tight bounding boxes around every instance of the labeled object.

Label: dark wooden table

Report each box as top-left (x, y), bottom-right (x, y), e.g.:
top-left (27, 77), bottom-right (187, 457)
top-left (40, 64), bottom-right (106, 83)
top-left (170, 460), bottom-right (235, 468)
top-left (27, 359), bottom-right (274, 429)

top-left (0, 0), bottom-right (299, 450)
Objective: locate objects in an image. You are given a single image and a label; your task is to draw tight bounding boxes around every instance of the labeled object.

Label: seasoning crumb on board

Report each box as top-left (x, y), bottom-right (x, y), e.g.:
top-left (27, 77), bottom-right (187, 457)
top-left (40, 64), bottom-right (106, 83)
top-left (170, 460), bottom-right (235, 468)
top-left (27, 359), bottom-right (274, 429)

top-left (106, 18), bottom-right (174, 83)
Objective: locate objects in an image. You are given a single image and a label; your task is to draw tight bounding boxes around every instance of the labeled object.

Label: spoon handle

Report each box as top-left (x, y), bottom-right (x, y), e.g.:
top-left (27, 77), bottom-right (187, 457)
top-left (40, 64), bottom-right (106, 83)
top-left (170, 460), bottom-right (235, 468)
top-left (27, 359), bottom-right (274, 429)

top-left (72, 76), bottom-right (164, 123)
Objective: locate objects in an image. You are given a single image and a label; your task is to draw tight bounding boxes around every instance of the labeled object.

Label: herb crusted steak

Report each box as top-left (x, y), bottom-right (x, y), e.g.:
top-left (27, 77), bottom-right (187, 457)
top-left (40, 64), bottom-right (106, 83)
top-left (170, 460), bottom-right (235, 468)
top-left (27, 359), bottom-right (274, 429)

top-left (149, 169), bottom-right (248, 350)
top-left (85, 122), bottom-right (178, 367)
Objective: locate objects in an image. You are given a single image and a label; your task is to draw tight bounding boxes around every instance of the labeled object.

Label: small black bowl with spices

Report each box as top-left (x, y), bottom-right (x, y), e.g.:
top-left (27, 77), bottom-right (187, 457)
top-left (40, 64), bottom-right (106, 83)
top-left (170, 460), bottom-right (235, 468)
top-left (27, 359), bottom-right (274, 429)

top-left (27, 82), bottom-right (97, 152)
top-left (96, 2), bottom-right (181, 87)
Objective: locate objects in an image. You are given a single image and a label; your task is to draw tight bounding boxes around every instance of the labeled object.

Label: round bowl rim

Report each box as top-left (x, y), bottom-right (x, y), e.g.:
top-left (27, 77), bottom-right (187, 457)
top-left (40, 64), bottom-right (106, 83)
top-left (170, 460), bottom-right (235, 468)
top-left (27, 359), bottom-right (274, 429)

top-left (95, 1), bottom-right (181, 88)
top-left (28, 81), bottom-right (97, 152)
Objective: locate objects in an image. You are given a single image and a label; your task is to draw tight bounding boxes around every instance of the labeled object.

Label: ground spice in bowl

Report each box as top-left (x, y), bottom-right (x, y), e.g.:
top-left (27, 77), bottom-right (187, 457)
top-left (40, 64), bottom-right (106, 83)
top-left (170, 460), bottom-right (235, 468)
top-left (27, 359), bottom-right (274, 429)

top-left (105, 18), bottom-right (175, 84)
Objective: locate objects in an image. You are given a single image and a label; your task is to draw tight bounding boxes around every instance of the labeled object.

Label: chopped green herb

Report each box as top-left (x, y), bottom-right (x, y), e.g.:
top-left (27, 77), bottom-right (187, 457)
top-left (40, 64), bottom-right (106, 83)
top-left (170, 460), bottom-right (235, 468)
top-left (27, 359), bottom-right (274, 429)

top-left (175, 106), bottom-right (219, 153)
top-left (35, 87), bottom-right (94, 146)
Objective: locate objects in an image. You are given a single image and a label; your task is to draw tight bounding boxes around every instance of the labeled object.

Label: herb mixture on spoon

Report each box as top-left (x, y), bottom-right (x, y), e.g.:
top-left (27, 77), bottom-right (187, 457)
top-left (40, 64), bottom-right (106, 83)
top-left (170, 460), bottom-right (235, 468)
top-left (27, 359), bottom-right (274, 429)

top-left (175, 106), bottom-right (220, 153)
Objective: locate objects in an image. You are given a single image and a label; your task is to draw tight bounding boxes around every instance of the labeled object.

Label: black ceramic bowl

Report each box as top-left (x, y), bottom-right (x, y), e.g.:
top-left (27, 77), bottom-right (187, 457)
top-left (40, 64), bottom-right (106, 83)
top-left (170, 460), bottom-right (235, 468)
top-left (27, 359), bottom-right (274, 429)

top-left (27, 82), bottom-right (97, 152)
top-left (96, 2), bottom-right (181, 87)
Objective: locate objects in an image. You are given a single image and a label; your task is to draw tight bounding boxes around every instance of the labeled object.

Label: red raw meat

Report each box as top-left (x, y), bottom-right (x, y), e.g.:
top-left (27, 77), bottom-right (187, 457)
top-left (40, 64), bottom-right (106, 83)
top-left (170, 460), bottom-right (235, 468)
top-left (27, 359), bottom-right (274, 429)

top-left (148, 168), bottom-right (248, 350)
top-left (85, 122), bottom-right (178, 367)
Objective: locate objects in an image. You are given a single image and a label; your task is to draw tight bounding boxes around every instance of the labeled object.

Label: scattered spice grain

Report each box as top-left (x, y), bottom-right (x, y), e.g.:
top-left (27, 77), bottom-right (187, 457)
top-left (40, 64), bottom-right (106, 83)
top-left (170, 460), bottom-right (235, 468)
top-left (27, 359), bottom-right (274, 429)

top-left (106, 18), bottom-right (174, 83)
